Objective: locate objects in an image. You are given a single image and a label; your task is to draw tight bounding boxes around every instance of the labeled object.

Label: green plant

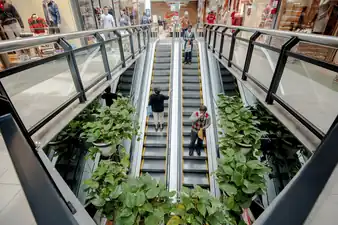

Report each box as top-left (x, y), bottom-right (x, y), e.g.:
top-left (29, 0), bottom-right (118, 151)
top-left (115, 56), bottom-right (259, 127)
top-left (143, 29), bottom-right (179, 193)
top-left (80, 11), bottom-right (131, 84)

top-left (81, 97), bottom-right (140, 155)
top-left (217, 95), bottom-right (266, 158)
top-left (114, 174), bottom-right (176, 225)
top-left (216, 94), bottom-right (271, 223)
top-left (168, 186), bottom-right (235, 225)
top-left (216, 149), bottom-right (270, 218)
top-left (84, 160), bottom-right (128, 219)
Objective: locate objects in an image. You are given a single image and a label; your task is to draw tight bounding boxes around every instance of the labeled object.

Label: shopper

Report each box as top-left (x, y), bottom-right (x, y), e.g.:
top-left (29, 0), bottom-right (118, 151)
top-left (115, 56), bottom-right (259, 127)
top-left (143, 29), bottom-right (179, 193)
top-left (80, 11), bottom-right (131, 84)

top-left (183, 25), bottom-right (195, 64)
top-left (180, 11), bottom-right (190, 36)
top-left (148, 87), bottom-right (169, 131)
top-left (101, 86), bottom-right (118, 107)
top-left (189, 105), bottom-right (211, 156)
top-left (120, 9), bottom-right (130, 27)
top-left (206, 11), bottom-right (216, 24)
top-left (141, 12), bottom-right (150, 29)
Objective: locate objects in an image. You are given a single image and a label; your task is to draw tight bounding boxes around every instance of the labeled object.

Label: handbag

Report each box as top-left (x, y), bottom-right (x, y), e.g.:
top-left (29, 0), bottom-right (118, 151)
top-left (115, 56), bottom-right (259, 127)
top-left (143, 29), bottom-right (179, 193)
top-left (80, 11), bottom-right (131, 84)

top-left (147, 106), bottom-right (153, 116)
top-left (198, 128), bottom-right (204, 140)
top-left (185, 43), bottom-right (192, 53)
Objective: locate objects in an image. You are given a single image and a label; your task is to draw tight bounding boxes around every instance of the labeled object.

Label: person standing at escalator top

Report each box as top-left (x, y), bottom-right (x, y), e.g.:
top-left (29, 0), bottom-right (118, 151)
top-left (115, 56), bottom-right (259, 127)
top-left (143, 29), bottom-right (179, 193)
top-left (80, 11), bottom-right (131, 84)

top-left (183, 25), bottom-right (195, 64)
top-left (148, 87), bottom-right (169, 132)
top-left (189, 105), bottom-right (211, 156)
top-left (120, 9), bottom-right (131, 27)
top-left (180, 11), bottom-right (191, 36)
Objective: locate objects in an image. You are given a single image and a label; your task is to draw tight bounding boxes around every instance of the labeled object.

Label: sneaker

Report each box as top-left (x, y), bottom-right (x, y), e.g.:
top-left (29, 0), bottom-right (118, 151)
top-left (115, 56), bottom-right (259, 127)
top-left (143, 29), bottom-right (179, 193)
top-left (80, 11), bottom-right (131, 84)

top-left (160, 124), bottom-right (164, 131)
top-left (155, 125), bottom-right (158, 132)
top-left (189, 149), bottom-right (194, 156)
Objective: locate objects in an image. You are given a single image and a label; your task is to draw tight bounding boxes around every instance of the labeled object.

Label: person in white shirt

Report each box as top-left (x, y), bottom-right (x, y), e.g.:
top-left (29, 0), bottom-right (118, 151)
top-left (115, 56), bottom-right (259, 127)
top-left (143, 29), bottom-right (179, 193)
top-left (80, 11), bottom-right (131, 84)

top-left (100, 6), bottom-right (116, 51)
top-left (100, 6), bottom-right (115, 37)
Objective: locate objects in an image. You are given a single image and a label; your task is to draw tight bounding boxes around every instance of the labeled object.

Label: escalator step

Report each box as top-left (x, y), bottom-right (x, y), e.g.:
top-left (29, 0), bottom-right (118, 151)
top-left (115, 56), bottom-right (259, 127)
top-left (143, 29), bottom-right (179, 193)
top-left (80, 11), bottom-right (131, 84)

top-left (155, 58), bottom-right (171, 63)
top-left (142, 168), bottom-right (165, 173)
top-left (183, 148), bottom-right (207, 157)
top-left (183, 99), bottom-right (201, 107)
top-left (183, 70), bottom-right (199, 76)
top-left (153, 70), bottom-right (171, 76)
top-left (143, 147), bottom-right (166, 157)
top-left (154, 64), bottom-right (171, 70)
top-left (223, 83), bottom-right (236, 91)
top-left (143, 155), bottom-right (166, 160)
top-left (222, 75), bottom-right (234, 83)
top-left (183, 77), bottom-right (200, 83)
top-left (155, 52), bottom-right (171, 57)
top-left (183, 173), bottom-right (209, 186)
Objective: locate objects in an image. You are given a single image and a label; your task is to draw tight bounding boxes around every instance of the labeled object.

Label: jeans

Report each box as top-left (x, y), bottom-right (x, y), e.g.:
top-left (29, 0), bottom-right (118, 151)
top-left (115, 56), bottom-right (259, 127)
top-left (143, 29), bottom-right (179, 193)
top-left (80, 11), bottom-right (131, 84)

top-left (184, 51), bottom-right (192, 63)
top-left (189, 130), bottom-right (203, 155)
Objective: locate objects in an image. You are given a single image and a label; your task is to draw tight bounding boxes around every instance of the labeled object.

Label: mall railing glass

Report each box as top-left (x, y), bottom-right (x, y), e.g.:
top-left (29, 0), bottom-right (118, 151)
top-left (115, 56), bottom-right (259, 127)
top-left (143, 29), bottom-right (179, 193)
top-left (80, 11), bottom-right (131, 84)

top-left (203, 24), bottom-right (338, 139)
top-left (0, 25), bottom-right (152, 225)
top-left (202, 24), bottom-right (338, 224)
top-left (0, 25), bottom-right (151, 140)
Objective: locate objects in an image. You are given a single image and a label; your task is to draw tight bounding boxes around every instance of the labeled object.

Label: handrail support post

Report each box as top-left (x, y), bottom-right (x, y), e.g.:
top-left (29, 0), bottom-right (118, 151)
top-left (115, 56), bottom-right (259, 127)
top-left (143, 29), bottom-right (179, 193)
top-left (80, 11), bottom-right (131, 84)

top-left (212, 26), bottom-right (221, 53)
top-left (113, 30), bottom-right (126, 68)
top-left (208, 25), bottom-right (213, 49)
top-left (219, 28), bottom-right (228, 59)
top-left (95, 33), bottom-right (111, 80)
top-left (266, 37), bottom-right (299, 104)
top-left (126, 29), bottom-right (135, 59)
top-left (58, 38), bottom-right (86, 103)
top-left (228, 29), bottom-right (240, 67)
top-left (242, 31), bottom-right (261, 80)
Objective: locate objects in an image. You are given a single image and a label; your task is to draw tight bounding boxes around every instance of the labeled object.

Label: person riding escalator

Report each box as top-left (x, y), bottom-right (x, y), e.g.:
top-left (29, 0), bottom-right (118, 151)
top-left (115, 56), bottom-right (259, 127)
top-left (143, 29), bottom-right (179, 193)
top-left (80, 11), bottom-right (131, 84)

top-left (148, 87), bottom-right (169, 132)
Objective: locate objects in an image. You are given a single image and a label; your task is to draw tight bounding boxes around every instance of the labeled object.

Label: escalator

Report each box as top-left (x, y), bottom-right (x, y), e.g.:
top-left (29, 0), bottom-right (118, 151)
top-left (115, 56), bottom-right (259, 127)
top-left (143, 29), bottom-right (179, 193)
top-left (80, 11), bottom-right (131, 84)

top-left (219, 63), bottom-right (238, 96)
top-left (140, 42), bottom-right (171, 182)
top-left (117, 63), bottom-right (135, 96)
top-left (181, 45), bottom-right (210, 189)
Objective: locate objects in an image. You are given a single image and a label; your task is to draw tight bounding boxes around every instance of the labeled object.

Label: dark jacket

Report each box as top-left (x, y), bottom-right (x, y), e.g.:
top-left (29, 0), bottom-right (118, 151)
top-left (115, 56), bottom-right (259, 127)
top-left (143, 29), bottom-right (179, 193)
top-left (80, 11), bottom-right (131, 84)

top-left (0, 4), bottom-right (24, 28)
top-left (149, 93), bottom-right (169, 112)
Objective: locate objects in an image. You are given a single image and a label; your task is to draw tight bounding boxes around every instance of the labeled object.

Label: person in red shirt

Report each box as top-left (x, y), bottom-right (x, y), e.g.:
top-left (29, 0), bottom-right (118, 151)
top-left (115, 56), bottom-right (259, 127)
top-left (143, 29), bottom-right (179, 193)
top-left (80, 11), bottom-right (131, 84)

top-left (206, 11), bottom-right (216, 24)
top-left (28, 13), bottom-right (48, 34)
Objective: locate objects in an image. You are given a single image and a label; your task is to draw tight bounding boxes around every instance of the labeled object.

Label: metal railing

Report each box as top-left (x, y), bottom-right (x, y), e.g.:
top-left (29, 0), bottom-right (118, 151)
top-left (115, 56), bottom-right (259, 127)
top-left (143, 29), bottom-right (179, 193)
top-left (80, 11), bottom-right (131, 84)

top-left (0, 25), bottom-right (151, 139)
top-left (0, 25), bottom-right (152, 225)
top-left (203, 24), bottom-right (338, 224)
top-left (203, 24), bottom-right (338, 140)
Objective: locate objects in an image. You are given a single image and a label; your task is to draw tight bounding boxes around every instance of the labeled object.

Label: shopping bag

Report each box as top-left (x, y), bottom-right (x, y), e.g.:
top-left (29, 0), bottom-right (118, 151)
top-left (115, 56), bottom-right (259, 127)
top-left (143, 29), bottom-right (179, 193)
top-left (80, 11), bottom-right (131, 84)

top-left (185, 44), bottom-right (192, 53)
top-left (198, 129), bottom-right (204, 140)
top-left (147, 106), bottom-right (153, 116)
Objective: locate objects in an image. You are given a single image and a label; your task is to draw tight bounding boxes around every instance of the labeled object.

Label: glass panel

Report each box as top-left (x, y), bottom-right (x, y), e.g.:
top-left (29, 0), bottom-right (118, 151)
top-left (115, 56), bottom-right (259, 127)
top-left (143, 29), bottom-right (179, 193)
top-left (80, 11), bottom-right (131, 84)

top-left (105, 41), bottom-right (122, 70)
top-left (276, 57), bottom-right (338, 133)
top-left (232, 39), bottom-right (248, 70)
top-left (122, 33), bottom-right (132, 59)
top-left (74, 47), bottom-right (105, 88)
top-left (0, 42), bottom-right (64, 71)
top-left (221, 34), bottom-right (232, 59)
top-left (247, 46), bottom-right (277, 88)
top-left (1, 57), bottom-right (75, 130)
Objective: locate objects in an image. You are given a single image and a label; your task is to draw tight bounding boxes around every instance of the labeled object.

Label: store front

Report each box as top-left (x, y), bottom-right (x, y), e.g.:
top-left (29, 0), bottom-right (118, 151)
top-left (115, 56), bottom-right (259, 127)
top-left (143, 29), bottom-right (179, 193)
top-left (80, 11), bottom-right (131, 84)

top-left (0, 0), bottom-right (80, 69)
top-left (276, 0), bottom-right (338, 63)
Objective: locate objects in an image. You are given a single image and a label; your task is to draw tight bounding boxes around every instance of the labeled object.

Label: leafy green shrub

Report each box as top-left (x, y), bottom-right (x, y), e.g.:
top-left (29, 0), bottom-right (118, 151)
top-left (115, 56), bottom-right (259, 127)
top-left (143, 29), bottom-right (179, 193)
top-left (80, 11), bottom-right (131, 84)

top-left (216, 94), bottom-right (271, 223)
top-left (216, 149), bottom-right (270, 214)
top-left (168, 186), bottom-right (235, 225)
top-left (115, 174), bottom-right (175, 225)
top-left (84, 160), bottom-right (128, 219)
top-left (217, 95), bottom-right (266, 157)
top-left (81, 97), bottom-right (140, 157)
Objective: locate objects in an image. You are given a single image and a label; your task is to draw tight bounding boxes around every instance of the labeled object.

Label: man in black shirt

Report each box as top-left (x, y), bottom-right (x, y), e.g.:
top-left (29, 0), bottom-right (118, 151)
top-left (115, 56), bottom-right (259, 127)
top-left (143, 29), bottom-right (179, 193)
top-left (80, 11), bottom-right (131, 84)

top-left (148, 87), bottom-right (169, 131)
top-left (101, 86), bottom-right (118, 107)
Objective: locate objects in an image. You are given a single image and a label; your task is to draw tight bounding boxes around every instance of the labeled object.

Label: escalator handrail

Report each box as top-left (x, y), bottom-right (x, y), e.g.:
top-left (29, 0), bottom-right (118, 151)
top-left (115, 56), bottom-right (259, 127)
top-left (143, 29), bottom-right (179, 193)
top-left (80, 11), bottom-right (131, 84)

top-left (0, 25), bottom-right (151, 53)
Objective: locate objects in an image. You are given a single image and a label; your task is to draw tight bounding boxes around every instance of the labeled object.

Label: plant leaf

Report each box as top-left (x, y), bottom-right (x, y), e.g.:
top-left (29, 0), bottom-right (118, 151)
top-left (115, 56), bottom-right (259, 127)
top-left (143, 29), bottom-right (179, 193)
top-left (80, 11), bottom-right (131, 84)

top-left (126, 192), bottom-right (136, 208)
top-left (219, 183), bottom-right (237, 195)
top-left (146, 187), bottom-right (161, 199)
top-left (167, 216), bottom-right (184, 225)
top-left (197, 202), bottom-right (207, 217)
top-left (120, 208), bottom-right (132, 217)
top-left (135, 191), bottom-right (146, 207)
